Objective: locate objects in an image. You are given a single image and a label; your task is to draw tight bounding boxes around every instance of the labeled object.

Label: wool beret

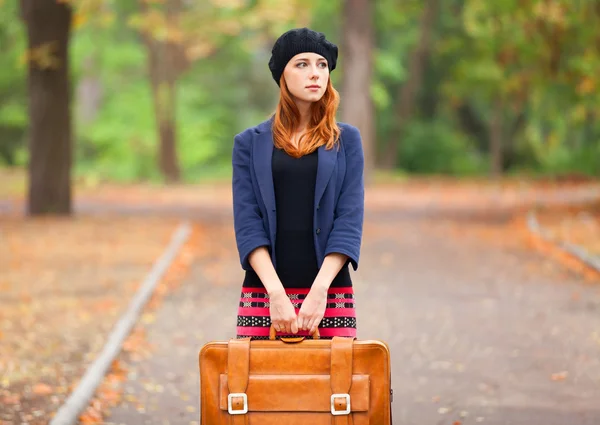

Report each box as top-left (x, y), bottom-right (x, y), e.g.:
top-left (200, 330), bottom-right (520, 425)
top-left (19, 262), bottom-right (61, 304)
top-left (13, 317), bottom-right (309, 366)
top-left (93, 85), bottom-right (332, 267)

top-left (268, 27), bottom-right (338, 86)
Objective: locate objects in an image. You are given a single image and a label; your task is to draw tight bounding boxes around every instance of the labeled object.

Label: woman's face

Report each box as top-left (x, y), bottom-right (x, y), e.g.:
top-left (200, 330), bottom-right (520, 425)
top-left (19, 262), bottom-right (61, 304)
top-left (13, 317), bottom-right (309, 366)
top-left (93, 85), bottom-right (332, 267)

top-left (282, 52), bottom-right (329, 105)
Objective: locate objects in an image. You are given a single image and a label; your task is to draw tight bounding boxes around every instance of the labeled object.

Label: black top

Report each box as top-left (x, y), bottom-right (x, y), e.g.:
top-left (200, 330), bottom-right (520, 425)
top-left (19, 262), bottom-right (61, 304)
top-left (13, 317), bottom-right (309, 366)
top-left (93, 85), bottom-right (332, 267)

top-left (243, 147), bottom-right (351, 289)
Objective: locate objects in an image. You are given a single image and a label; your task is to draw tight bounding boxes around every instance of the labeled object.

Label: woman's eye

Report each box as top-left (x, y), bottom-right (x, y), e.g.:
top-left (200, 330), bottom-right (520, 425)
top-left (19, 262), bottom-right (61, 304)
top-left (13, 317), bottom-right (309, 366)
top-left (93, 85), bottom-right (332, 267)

top-left (296, 62), bottom-right (327, 69)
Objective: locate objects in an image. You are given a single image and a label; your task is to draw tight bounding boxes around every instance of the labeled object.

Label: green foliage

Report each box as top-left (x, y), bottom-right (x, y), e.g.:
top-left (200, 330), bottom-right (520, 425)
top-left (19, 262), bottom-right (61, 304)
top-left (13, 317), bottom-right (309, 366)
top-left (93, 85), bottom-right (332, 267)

top-left (1, 0), bottom-right (599, 178)
top-left (0, 0), bottom-right (27, 166)
top-left (398, 120), bottom-right (486, 175)
top-left (540, 144), bottom-right (600, 176)
top-left (69, 12), bottom-right (266, 181)
top-left (75, 81), bottom-right (155, 181)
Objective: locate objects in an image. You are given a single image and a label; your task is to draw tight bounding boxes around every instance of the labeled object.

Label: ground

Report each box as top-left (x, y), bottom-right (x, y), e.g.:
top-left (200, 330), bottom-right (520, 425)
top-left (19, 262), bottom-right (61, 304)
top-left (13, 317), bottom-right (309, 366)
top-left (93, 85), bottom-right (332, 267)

top-left (1, 175), bottom-right (599, 425)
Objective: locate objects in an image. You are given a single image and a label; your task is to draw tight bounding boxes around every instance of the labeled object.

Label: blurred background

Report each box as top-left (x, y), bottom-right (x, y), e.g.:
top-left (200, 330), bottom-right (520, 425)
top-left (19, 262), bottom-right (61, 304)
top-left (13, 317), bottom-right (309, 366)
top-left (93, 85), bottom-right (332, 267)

top-left (2, 0), bottom-right (599, 215)
top-left (2, 1), bottom-right (600, 425)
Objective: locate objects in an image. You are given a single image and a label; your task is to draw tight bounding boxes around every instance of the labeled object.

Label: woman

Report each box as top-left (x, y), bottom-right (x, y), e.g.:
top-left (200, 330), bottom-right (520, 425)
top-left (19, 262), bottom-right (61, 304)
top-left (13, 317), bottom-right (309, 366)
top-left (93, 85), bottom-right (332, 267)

top-left (232, 27), bottom-right (364, 339)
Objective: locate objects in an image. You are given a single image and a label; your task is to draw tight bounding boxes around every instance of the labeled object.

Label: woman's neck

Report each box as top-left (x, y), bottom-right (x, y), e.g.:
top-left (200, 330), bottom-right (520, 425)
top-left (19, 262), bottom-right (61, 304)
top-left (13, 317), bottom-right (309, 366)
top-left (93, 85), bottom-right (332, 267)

top-left (294, 100), bottom-right (311, 133)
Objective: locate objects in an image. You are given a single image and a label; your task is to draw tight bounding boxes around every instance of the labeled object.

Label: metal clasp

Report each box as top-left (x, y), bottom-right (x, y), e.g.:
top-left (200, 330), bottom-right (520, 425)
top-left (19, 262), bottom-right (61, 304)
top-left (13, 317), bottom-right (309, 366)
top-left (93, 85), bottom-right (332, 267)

top-left (330, 393), bottom-right (351, 415)
top-left (227, 392), bottom-right (248, 415)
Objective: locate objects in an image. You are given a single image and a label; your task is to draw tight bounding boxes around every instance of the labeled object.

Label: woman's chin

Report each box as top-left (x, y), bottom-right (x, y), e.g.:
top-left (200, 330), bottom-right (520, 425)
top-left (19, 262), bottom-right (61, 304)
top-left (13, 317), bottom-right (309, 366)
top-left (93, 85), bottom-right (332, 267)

top-left (299, 94), bottom-right (324, 103)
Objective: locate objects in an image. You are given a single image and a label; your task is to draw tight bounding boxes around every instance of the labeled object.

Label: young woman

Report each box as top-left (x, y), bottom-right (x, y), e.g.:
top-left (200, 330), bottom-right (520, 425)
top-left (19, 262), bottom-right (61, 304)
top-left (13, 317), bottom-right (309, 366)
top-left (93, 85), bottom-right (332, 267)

top-left (232, 27), bottom-right (364, 339)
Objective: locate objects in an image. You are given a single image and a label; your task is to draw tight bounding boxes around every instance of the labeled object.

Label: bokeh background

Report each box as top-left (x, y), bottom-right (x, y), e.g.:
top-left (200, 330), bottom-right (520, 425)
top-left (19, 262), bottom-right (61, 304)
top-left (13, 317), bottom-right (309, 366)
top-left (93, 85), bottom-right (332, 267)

top-left (2, 0), bottom-right (599, 211)
top-left (1, 1), bottom-right (600, 425)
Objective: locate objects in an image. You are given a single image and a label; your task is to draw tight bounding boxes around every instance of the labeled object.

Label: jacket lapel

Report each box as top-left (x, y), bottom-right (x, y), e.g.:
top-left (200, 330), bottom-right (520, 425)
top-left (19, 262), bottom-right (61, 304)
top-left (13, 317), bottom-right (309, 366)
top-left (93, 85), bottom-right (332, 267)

top-left (253, 123), bottom-right (275, 214)
top-left (315, 143), bottom-right (337, 207)
top-left (253, 118), bottom-right (338, 213)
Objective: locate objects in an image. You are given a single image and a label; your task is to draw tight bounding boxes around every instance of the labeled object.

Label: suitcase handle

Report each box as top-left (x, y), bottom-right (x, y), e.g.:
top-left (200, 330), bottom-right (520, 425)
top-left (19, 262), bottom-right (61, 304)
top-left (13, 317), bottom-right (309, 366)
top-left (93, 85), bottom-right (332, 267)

top-left (269, 324), bottom-right (320, 342)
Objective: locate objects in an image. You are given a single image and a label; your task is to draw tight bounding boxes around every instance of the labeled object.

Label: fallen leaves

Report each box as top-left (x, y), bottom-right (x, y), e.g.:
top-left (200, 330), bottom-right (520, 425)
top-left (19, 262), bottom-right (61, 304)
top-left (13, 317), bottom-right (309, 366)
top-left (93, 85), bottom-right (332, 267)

top-left (366, 176), bottom-right (600, 213)
top-left (1, 393), bottom-right (20, 405)
top-left (32, 383), bottom-right (53, 395)
top-left (77, 361), bottom-right (128, 424)
top-left (0, 215), bottom-right (188, 425)
top-left (536, 202), bottom-right (600, 257)
top-left (77, 222), bottom-right (200, 424)
top-left (551, 370), bottom-right (569, 381)
top-left (425, 198), bottom-right (600, 283)
top-left (122, 327), bottom-right (153, 361)
top-left (0, 175), bottom-right (597, 424)
top-left (434, 401), bottom-right (472, 424)
top-left (527, 204), bottom-right (600, 282)
top-left (79, 401), bottom-right (103, 424)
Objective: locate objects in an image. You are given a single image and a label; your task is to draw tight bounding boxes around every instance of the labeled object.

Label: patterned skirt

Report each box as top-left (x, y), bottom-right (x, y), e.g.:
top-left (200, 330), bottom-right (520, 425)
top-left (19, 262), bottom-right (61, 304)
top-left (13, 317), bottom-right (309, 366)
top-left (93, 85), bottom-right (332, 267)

top-left (236, 286), bottom-right (357, 339)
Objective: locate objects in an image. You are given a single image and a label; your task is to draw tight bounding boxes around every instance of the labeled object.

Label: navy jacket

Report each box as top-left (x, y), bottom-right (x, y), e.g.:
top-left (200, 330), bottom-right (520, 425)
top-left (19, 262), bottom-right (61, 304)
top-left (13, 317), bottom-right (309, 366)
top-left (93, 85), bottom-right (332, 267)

top-left (231, 117), bottom-right (364, 273)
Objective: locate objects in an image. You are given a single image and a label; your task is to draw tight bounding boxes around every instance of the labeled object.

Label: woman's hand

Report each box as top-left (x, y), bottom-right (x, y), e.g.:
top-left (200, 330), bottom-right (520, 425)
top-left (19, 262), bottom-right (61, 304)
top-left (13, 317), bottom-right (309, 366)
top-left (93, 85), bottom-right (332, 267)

top-left (269, 289), bottom-right (298, 334)
top-left (297, 284), bottom-right (328, 335)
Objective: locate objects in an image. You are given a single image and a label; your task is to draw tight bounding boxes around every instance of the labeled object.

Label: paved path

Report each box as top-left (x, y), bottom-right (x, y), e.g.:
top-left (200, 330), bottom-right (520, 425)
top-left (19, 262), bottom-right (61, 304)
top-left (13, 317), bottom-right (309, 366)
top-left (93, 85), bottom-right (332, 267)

top-left (105, 212), bottom-right (600, 425)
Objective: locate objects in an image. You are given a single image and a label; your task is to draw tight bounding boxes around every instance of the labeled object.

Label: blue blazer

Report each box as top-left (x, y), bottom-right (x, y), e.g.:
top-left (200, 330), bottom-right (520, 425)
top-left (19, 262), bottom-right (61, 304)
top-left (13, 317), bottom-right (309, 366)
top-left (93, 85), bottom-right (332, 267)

top-left (231, 117), bottom-right (364, 273)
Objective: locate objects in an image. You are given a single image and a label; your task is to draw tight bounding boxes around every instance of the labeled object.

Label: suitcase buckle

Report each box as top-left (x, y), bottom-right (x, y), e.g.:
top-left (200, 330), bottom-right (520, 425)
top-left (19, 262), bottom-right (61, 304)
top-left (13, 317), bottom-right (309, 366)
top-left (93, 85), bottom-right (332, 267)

top-left (227, 393), bottom-right (248, 415)
top-left (331, 393), bottom-right (351, 415)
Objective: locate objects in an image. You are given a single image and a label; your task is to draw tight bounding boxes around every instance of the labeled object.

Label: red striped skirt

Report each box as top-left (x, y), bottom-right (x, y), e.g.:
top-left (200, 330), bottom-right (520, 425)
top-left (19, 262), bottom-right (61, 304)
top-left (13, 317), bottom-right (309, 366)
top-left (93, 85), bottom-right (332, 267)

top-left (236, 286), bottom-right (357, 339)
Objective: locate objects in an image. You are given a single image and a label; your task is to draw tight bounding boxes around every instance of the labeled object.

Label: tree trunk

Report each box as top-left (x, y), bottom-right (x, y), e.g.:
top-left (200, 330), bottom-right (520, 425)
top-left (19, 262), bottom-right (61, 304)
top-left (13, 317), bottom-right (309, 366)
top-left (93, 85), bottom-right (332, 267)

top-left (489, 98), bottom-right (504, 178)
top-left (457, 102), bottom-right (489, 153)
top-left (141, 0), bottom-right (186, 183)
top-left (149, 56), bottom-right (179, 183)
top-left (340, 0), bottom-right (375, 180)
top-left (380, 0), bottom-right (439, 169)
top-left (76, 55), bottom-right (103, 125)
top-left (20, 0), bottom-right (73, 215)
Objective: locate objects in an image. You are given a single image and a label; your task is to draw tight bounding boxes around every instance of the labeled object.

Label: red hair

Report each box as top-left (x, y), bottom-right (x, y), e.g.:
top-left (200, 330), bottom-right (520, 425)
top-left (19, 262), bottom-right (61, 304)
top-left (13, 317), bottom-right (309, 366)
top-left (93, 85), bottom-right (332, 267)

top-left (272, 76), bottom-right (341, 158)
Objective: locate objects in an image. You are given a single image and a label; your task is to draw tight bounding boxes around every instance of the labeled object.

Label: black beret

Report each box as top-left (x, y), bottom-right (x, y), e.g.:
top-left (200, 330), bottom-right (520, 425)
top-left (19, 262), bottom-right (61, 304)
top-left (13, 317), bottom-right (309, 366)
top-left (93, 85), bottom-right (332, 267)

top-left (268, 27), bottom-right (338, 86)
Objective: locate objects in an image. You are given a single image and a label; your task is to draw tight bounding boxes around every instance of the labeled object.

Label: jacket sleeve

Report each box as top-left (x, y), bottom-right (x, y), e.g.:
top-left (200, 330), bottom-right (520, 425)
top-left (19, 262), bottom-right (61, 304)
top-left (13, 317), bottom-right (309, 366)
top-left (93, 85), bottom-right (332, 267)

top-left (324, 125), bottom-right (365, 271)
top-left (232, 131), bottom-right (271, 270)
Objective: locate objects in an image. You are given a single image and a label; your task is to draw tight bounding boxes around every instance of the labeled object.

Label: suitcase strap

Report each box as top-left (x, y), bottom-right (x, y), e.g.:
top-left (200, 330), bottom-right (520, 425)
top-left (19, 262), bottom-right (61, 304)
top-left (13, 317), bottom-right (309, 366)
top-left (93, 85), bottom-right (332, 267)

top-left (330, 336), bottom-right (355, 425)
top-left (227, 338), bottom-right (250, 424)
top-left (226, 336), bottom-right (356, 424)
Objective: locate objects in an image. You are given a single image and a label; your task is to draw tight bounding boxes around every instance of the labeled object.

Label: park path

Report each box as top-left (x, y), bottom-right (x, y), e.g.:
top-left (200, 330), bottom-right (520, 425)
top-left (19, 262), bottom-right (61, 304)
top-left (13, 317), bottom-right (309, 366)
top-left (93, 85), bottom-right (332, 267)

top-left (102, 207), bottom-right (600, 425)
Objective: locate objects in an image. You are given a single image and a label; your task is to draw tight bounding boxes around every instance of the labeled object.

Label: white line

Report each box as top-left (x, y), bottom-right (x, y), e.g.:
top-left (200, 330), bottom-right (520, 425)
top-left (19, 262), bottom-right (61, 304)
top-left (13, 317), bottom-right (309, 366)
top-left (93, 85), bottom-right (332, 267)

top-left (50, 221), bottom-right (193, 425)
top-left (526, 210), bottom-right (600, 273)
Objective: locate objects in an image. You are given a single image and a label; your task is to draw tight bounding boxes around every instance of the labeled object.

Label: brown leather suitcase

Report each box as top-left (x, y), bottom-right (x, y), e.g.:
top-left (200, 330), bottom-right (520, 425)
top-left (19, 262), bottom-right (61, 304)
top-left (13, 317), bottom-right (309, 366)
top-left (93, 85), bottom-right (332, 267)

top-left (198, 326), bottom-right (392, 424)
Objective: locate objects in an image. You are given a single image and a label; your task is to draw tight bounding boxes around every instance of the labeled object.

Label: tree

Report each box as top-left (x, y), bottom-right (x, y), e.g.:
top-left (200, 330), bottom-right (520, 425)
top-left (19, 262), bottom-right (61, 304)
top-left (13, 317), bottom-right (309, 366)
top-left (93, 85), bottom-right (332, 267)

top-left (440, 0), bottom-right (600, 176)
top-left (130, 0), bottom-right (314, 182)
top-left (137, 0), bottom-right (188, 183)
top-left (20, 0), bottom-right (73, 215)
top-left (380, 0), bottom-right (439, 170)
top-left (340, 0), bottom-right (375, 179)
top-left (0, 0), bottom-right (28, 167)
